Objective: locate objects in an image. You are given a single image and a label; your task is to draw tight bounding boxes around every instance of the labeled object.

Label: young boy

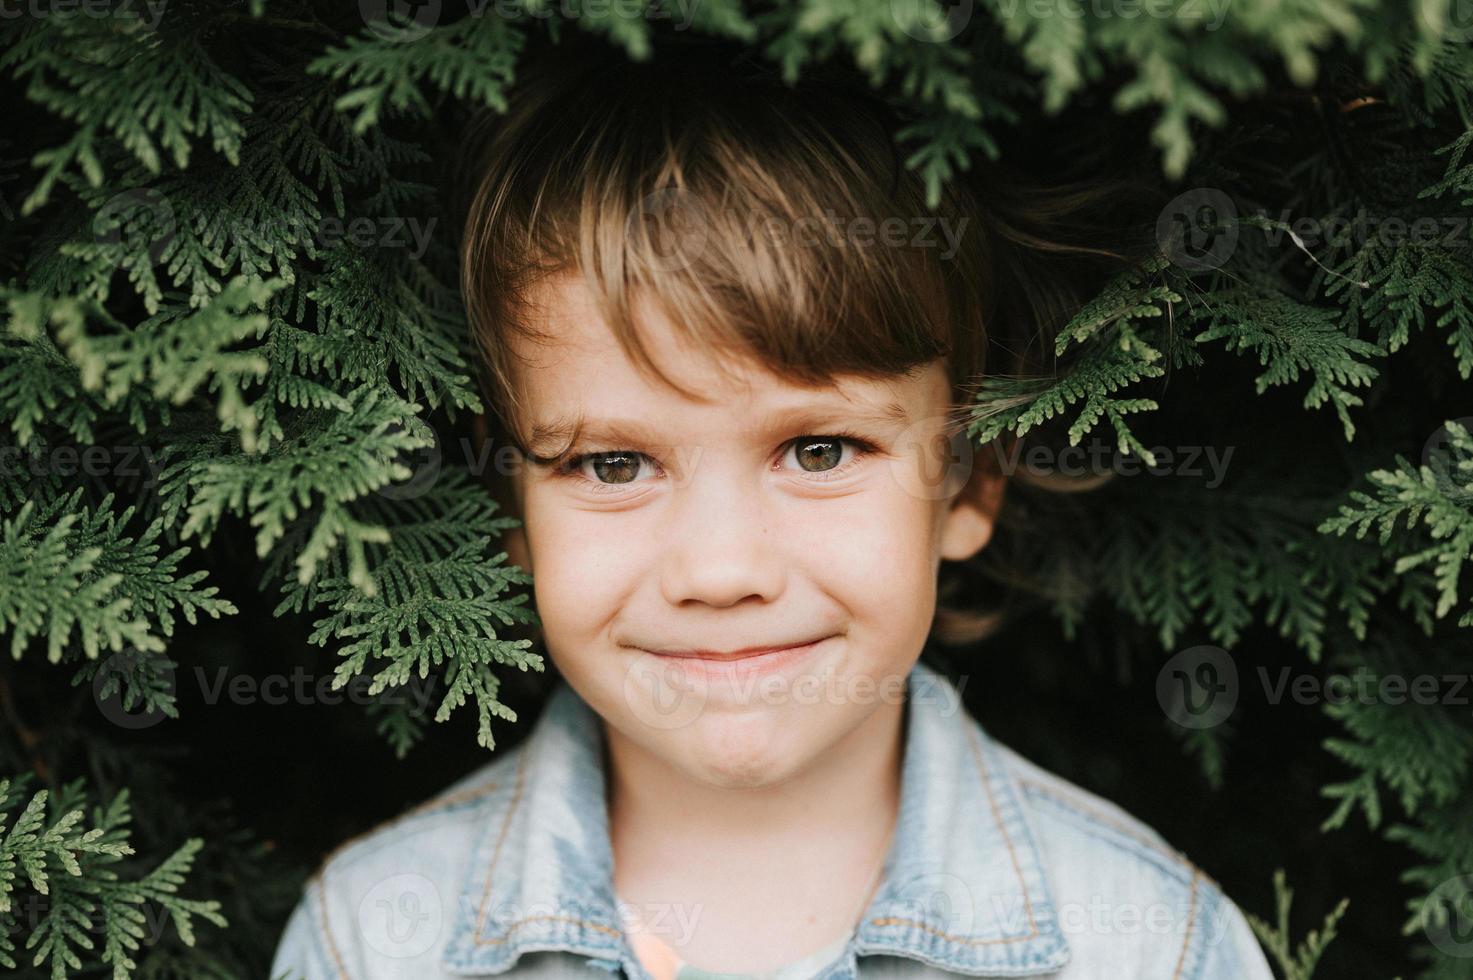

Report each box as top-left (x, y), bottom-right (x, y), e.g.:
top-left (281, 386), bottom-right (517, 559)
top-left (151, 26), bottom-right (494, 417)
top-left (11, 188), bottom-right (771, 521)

top-left (270, 38), bottom-right (1275, 980)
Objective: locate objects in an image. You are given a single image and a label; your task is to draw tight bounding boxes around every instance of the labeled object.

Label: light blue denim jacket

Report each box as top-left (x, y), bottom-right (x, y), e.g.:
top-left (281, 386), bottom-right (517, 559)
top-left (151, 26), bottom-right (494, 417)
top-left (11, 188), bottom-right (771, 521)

top-left (271, 661), bottom-right (1274, 980)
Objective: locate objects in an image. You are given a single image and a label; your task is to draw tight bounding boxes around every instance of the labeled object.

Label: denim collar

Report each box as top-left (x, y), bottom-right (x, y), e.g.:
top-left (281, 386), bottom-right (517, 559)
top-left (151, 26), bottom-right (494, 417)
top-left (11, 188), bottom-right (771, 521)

top-left (441, 660), bottom-right (1070, 977)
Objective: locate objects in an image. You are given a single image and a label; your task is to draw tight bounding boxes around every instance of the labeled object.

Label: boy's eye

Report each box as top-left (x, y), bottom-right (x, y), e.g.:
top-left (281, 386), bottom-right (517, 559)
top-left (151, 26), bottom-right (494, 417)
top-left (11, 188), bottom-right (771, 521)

top-left (571, 451), bottom-right (651, 486)
top-left (789, 437), bottom-right (846, 472)
top-left (782, 435), bottom-right (876, 476)
top-left (559, 433), bottom-right (876, 488)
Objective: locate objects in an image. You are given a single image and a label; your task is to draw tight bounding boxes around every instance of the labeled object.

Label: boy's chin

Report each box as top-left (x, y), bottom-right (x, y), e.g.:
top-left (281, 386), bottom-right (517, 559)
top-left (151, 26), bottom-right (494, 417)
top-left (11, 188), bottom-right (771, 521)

top-left (654, 711), bottom-right (833, 790)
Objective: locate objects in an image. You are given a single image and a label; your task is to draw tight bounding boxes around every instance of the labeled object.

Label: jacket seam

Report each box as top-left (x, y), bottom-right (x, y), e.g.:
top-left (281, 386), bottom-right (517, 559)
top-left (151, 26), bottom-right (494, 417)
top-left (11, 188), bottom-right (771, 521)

top-left (471, 731), bottom-right (624, 946)
top-left (312, 874), bottom-right (351, 980)
top-left (1018, 777), bottom-right (1211, 980)
top-left (867, 721), bottom-right (1040, 944)
top-left (319, 778), bottom-right (505, 874)
top-left (307, 779), bottom-right (506, 980)
top-left (1173, 869), bottom-right (1203, 980)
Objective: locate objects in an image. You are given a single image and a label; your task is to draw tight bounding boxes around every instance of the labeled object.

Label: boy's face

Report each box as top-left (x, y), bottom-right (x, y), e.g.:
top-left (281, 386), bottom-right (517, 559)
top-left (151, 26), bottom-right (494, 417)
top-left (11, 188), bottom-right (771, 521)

top-left (501, 272), bottom-right (1004, 789)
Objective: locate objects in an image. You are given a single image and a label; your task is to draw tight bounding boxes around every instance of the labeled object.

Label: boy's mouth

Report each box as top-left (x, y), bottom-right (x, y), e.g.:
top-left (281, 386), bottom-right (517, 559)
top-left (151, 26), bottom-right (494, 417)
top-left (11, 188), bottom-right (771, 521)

top-left (643, 634), bottom-right (836, 661)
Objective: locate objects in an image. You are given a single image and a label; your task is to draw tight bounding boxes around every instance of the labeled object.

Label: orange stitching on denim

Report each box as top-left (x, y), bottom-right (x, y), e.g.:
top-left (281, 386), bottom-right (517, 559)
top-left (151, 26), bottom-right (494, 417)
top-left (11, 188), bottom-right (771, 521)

top-left (484, 914), bottom-right (624, 941)
top-left (309, 778), bottom-right (504, 980)
top-left (865, 917), bottom-right (1039, 945)
top-left (312, 875), bottom-right (350, 980)
top-left (1173, 869), bottom-right (1202, 980)
top-left (473, 740), bottom-right (531, 943)
top-left (470, 734), bottom-right (618, 946)
top-left (868, 722), bottom-right (1040, 944)
top-left (1019, 776), bottom-right (1215, 979)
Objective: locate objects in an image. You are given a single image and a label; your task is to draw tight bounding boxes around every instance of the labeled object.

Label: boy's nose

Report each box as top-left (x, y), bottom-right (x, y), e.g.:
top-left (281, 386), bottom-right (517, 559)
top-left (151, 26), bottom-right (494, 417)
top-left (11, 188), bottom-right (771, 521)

top-left (657, 468), bottom-right (787, 609)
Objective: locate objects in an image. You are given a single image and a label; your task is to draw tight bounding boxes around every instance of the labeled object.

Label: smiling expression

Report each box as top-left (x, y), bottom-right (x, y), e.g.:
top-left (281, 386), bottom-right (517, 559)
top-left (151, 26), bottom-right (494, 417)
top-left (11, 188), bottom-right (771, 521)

top-left (499, 271), bottom-right (1002, 789)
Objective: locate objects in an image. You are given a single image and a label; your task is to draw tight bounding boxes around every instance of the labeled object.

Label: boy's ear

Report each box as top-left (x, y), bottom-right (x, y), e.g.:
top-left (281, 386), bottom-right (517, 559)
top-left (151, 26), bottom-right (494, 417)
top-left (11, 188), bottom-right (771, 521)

top-left (938, 437), bottom-right (1009, 563)
top-left (473, 414), bottom-right (533, 574)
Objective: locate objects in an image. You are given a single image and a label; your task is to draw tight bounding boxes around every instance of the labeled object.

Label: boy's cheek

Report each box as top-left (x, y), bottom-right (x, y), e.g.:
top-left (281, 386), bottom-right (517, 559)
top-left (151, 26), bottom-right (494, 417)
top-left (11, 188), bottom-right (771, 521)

top-left (783, 492), bottom-right (942, 598)
top-left (523, 485), bottom-right (942, 642)
top-left (529, 526), bottom-right (649, 622)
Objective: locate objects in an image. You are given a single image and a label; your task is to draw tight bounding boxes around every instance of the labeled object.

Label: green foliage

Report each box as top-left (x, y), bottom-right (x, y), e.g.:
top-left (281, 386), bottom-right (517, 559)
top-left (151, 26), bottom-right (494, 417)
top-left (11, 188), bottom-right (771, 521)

top-left (310, 12), bottom-right (526, 133)
top-left (1325, 232), bottom-right (1473, 383)
top-left (0, 776), bottom-right (225, 978)
top-left (1246, 869), bottom-right (1350, 980)
top-left (12, 280), bottom-right (278, 447)
top-left (0, 0), bottom-right (1471, 976)
top-left (967, 256), bottom-right (1177, 463)
top-left (275, 469), bottom-right (543, 754)
top-left (0, 492), bottom-right (234, 663)
top-left (0, 11), bottom-right (251, 214)
top-left (1192, 289), bottom-right (1386, 442)
top-left (159, 384), bottom-right (429, 590)
top-left (1321, 420), bottom-right (1473, 628)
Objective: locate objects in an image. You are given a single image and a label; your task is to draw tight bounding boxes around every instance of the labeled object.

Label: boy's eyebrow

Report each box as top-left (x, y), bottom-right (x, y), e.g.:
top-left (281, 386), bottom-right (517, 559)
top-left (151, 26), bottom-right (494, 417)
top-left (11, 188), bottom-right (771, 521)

top-left (524, 398), bottom-right (913, 462)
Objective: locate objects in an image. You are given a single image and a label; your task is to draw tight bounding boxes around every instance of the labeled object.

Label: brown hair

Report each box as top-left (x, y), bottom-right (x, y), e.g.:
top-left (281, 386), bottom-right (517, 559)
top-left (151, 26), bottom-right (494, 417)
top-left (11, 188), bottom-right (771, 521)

top-left (455, 35), bottom-right (1163, 646)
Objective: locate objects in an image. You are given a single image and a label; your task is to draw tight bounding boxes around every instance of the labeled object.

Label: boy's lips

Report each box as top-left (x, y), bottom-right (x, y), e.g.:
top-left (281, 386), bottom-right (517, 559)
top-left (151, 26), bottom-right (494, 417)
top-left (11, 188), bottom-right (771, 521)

top-left (641, 634), bottom-right (838, 661)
